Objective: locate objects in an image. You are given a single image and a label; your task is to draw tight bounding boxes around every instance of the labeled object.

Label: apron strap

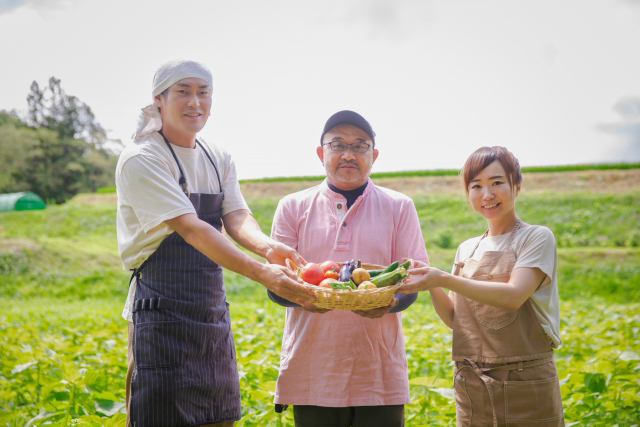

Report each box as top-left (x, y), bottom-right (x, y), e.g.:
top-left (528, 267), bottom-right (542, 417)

top-left (158, 130), bottom-right (190, 198)
top-left (478, 354), bottom-right (554, 373)
top-left (196, 140), bottom-right (223, 192)
top-left (464, 359), bottom-right (499, 427)
top-left (466, 218), bottom-right (522, 260)
top-left (504, 218), bottom-right (522, 248)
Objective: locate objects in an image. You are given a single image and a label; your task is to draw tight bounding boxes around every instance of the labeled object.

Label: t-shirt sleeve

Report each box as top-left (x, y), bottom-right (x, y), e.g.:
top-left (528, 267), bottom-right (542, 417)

top-left (393, 199), bottom-right (429, 265)
top-left (220, 153), bottom-right (251, 216)
top-left (451, 245), bottom-right (463, 275)
top-left (117, 153), bottom-right (196, 233)
top-left (513, 226), bottom-right (557, 290)
top-left (270, 198), bottom-right (298, 250)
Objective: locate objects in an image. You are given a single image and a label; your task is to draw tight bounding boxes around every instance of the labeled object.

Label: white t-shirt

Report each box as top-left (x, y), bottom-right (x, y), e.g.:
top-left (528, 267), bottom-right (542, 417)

top-left (452, 224), bottom-right (562, 348)
top-left (116, 131), bottom-right (250, 322)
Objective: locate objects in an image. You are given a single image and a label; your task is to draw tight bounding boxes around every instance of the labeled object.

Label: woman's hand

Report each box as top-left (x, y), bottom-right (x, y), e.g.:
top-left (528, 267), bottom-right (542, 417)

top-left (396, 266), bottom-right (448, 294)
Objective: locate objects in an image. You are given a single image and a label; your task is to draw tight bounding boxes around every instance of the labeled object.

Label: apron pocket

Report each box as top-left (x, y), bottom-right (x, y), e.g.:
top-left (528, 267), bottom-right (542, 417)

top-left (454, 372), bottom-right (472, 426)
top-left (504, 375), bottom-right (564, 426)
top-left (135, 320), bottom-right (184, 369)
top-left (474, 302), bottom-right (518, 330)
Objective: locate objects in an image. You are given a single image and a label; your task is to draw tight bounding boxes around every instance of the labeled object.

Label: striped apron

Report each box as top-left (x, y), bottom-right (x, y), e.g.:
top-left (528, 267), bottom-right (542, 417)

top-left (129, 133), bottom-right (241, 427)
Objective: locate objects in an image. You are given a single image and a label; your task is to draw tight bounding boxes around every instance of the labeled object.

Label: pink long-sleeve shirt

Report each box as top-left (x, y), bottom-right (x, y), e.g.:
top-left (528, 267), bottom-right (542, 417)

top-left (271, 179), bottom-right (429, 407)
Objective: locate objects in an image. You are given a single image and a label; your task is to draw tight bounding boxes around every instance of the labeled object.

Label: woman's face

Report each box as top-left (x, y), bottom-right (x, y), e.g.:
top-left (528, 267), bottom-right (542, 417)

top-left (468, 160), bottom-right (520, 222)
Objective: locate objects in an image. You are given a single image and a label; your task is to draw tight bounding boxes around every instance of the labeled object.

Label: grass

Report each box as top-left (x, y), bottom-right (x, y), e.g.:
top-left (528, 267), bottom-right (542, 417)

top-left (1, 171), bottom-right (639, 426)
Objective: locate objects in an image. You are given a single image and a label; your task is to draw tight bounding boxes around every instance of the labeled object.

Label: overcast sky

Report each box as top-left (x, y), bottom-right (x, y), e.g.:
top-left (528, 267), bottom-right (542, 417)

top-left (1, 0), bottom-right (639, 179)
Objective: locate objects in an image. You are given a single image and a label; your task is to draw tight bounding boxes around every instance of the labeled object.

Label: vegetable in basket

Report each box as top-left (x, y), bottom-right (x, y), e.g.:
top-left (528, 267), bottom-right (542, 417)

top-left (339, 259), bottom-right (357, 282)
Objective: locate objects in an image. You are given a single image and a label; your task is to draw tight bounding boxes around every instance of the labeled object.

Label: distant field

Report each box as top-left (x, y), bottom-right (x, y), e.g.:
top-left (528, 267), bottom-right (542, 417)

top-left (94, 162), bottom-right (640, 193)
top-left (236, 162), bottom-right (640, 183)
top-left (1, 169), bottom-right (639, 426)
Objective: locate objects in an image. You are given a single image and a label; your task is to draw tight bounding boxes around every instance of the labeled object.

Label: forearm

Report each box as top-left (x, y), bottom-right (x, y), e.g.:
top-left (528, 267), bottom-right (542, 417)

top-left (389, 293), bottom-right (417, 313)
top-left (181, 219), bottom-right (268, 282)
top-left (428, 288), bottom-right (454, 329)
top-left (443, 274), bottom-right (527, 311)
top-left (223, 211), bottom-right (273, 258)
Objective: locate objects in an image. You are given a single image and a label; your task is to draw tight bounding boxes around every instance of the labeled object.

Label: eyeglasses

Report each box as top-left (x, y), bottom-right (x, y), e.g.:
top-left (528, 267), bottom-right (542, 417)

top-left (321, 141), bottom-right (372, 153)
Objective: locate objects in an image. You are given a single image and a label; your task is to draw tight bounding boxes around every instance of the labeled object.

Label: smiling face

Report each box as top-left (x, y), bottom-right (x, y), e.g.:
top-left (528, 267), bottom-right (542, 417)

top-left (154, 77), bottom-right (211, 137)
top-left (316, 124), bottom-right (379, 191)
top-left (468, 160), bottom-right (521, 222)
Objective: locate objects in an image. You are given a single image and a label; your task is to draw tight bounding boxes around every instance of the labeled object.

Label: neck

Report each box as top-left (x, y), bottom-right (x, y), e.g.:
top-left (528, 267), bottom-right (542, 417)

top-left (160, 126), bottom-right (196, 149)
top-left (326, 179), bottom-right (368, 192)
top-left (486, 211), bottom-right (519, 237)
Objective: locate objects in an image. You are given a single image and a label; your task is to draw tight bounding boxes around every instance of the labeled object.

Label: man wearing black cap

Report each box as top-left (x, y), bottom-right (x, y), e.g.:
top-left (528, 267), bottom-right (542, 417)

top-left (267, 111), bottom-right (429, 426)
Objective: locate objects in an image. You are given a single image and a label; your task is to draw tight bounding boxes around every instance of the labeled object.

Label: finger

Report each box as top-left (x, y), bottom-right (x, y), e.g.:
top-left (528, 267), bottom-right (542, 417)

top-left (407, 267), bottom-right (429, 275)
top-left (401, 258), bottom-right (414, 267)
top-left (283, 268), bottom-right (302, 281)
top-left (284, 280), bottom-right (316, 303)
top-left (292, 252), bottom-right (307, 266)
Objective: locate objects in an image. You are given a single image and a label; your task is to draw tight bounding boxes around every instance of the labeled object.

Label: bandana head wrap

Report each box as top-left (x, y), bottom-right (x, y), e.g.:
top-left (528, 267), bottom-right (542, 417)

top-left (132, 60), bottom-right (213, 142)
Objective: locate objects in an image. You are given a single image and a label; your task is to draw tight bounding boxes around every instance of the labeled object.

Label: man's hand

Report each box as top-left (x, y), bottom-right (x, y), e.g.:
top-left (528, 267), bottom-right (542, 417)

top-left (352, 297), bottom-right (399, 319)
top-left (259, 264), bottom-right (316, 304)
top-left (396, 266), bottom-right (447, 294)
top-left (264, 241), bottom-right (306, 267)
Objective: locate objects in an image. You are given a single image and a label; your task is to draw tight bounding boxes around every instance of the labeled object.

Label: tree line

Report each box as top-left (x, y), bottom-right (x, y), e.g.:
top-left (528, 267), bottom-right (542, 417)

top-left (0, 77), bottom-right (120, 204)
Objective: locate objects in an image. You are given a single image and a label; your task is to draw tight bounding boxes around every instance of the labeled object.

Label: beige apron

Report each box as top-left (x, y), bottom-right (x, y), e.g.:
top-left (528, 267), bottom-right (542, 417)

top-left (451, 220), bottom-right (564, 427)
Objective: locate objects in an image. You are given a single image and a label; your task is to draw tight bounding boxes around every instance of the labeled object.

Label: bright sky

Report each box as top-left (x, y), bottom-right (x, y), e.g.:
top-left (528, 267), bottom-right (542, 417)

top-left (1, 0), bottom-right (639, 179)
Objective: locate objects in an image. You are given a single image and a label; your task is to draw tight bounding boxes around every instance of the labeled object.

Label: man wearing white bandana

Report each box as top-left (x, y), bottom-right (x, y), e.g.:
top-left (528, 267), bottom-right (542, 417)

top-left (117, 60), bottom-right (315, 427)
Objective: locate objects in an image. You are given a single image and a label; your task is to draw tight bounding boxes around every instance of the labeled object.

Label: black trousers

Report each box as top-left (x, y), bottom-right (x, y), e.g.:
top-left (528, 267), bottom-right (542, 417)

top-left (293, 405), bottom-right (404, 427)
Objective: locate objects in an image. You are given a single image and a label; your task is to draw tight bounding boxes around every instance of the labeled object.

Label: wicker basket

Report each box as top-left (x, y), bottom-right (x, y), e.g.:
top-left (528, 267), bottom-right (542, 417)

top-left (286, 259), bottom-right (405, 310)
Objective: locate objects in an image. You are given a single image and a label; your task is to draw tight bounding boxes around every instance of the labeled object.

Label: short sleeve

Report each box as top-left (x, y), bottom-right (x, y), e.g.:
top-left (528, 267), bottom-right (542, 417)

top-left (270, 198), bottom-right (298, 250)
top-left (393, 199), bottom-right (429, 265)
top-left (451, 245), bottom-right (463, 275)
top-left (117, 154), bottom-right (195, 233)
top-left (220, 154), bottom-right (251, 216)
top-left (513, 227), bottom-right (557, 290)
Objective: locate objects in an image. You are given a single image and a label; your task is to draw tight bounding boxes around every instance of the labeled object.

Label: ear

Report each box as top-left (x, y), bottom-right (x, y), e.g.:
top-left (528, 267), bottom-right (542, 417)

top-left (153, 94), bottom-right (163, 108)
top-left (372, 148), bottom-right (379, 164)
top-left (515, 183), bottom-right (521, 197)
top-left (316, 145), bottom-right (324, 164)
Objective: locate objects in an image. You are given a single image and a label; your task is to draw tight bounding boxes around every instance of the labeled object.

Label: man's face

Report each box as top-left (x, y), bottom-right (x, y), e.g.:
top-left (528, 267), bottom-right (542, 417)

top-left (316, 124), bottom-right (379, 191)
top-left (154, 77), bottom-right (211, 135)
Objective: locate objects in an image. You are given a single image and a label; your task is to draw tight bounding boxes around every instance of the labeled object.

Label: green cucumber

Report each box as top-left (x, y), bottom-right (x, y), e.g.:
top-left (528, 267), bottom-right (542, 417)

top-left (367, 269), bottom-right (385, 277)
top-left (383, 261), bottom-right (399, 274)
top-left (371, 267), bottom-right (407, 288)
top-left (399, 260), bottom-right (411, 270)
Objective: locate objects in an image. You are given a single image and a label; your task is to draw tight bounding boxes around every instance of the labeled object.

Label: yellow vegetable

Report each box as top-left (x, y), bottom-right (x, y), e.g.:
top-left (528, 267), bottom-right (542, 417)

top-left (351, 268), bottom-right (371, 285)
top-left (357, 281), bottom-right (376, 290)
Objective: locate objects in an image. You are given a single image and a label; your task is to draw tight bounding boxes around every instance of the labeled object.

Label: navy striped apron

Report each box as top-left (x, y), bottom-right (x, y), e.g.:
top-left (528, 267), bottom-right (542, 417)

top-left (129, 133), bottom-right (241, 427)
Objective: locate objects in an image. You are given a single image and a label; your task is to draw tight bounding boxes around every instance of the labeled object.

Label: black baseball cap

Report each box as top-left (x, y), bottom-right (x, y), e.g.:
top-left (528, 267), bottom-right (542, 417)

top-left (320, 110), bottom-right (376, 147)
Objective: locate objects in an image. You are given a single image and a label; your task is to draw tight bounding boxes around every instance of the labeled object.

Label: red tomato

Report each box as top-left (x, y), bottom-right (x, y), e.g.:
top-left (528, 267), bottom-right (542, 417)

top-left (299, 263), bottom-right (325, 285)
top-left (319, 260), bottom-right (340, 274)
top-left (324, 270), bottom-right (339, 280)
top-left (319, 278), bottom-right (338, 288)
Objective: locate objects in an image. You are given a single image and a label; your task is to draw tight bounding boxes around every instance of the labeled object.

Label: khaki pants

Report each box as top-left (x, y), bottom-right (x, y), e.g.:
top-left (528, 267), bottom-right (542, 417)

top-left (126, 322), bottom-right (234, 427)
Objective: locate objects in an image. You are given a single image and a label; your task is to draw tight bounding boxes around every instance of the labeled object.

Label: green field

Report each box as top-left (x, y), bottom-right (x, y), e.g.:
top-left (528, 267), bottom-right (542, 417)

top-left (1, 173), bottom-right (639, 426)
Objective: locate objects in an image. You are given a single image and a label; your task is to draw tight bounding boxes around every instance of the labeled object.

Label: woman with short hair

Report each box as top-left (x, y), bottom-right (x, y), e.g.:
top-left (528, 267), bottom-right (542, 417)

top-left (397, 146), bottom-right (564, 426)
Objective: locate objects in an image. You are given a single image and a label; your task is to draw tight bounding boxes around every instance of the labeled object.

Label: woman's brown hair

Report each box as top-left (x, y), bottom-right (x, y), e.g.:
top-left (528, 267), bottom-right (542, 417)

top-left (461, 146), bottom-right (522, 197)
